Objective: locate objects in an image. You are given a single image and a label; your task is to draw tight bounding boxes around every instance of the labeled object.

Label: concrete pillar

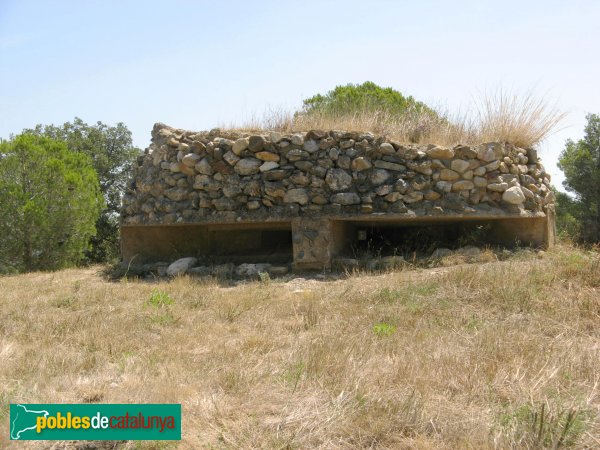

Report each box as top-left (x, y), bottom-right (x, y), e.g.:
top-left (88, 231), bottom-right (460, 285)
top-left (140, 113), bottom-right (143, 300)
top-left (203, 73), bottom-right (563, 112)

top-left (291, 218), bottom-right (334, 271)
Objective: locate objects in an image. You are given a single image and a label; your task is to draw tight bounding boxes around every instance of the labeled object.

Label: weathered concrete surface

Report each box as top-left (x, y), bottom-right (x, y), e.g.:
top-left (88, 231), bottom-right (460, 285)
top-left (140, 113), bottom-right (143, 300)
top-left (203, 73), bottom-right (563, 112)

top-left (121, 222), bottom-right (293, 265)
top-left (291, 218), bottom-right (335, 271)
top-left (122, 212), bottom-right (555, 270)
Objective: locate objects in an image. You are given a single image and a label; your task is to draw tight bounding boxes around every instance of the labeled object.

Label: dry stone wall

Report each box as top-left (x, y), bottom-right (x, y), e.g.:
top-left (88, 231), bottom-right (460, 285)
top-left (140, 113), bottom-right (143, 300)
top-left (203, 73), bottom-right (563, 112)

top-left (121, 123), bottom-right (555, 225)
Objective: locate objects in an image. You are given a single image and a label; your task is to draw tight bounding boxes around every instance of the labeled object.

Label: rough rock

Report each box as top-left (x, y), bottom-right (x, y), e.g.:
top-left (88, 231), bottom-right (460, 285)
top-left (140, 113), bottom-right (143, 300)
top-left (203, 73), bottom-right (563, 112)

top-left (223, 151), bottom-right (240, 166)
top-left (351, 157), bottom-right (372, 171)
top-left (166, 257), bottom-right (198, 276)
top-left (260, 161), bottom-right (279, 172)
top-left (450, 159), bottom-right (470, 174)
top-left (477, 143), bottom-right (504, 162)
top-left (255, 151), bottom-right (279, 162)
top-left (502, 186), bottom-right (526, 204)
top-left (325, 169), bottom-right (353, 191)
top-left (452, 180), bottom-right (475, 191)
top-left (303, 139), bottom-right (319, 153)
top-left (235, 158), bottom-right (262, 175)
top-left (487, 182), bottom-right (509, 192)
top-left (182, 153), bottom-right (201, 167)
top-left (379, 143), bottom-right (395, 154)
top-left (284, 188), bottom-right (309, 205)
top-left (330, 192), bottom-right (360, 205)
top-left (427, 146), bottom-right (454, 159)
top-left (440, 169), bottom-right (460, 181)
top-left (373, 160), bottom-right (405, 172)
top-left (235, 263), bottom-right (271, 277)
top-left (232, 138), bottom-right (249, 155)
top-left (195, 158), bottom-right (213, 175)
top-left (248, 135), bottom-right (265, 152)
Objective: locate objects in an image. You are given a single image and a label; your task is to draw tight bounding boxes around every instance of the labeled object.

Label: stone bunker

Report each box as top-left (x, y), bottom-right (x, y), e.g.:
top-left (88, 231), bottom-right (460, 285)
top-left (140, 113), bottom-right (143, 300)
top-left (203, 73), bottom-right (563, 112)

top-left (121, 123), bottom-right (556, 272)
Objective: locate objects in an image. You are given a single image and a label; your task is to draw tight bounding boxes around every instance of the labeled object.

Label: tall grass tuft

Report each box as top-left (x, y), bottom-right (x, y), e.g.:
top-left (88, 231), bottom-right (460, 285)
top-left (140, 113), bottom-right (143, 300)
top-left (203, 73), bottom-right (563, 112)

top-left (226, 89), bottom-right (566, 148)
top-left (474, 89), bottom-right (567, 148)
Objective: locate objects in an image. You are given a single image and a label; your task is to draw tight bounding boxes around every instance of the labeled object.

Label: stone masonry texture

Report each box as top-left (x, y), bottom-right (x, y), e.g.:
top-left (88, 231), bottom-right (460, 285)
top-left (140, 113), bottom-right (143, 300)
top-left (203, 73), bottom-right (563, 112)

top-left (121, 123), bottom-right (556, 226)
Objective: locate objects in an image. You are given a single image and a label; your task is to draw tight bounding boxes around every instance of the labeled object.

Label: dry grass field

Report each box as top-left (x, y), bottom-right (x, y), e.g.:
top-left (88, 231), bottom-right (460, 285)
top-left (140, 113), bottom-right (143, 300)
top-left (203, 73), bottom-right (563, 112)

top-left (1, 245), bottom-right (599, 449)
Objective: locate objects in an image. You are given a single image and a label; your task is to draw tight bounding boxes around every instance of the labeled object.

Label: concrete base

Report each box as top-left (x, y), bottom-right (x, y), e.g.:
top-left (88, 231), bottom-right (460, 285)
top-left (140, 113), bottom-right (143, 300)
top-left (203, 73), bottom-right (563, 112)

top-left (121, 212), bottom-right (555, 271)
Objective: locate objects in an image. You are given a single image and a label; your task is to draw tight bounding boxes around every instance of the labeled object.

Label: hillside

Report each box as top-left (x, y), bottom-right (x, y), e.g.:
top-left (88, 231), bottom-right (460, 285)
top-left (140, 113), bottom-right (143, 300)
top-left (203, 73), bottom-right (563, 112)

top-left (0, 245), bottom-right (599, 449)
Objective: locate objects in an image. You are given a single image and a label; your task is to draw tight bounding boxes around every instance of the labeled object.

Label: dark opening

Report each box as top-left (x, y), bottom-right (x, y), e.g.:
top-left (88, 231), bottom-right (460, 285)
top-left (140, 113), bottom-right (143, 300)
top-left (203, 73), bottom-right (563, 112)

top-left (337, 220), bottom-right (496, 259)
top-left (207, 225), bottom-right (293, 264)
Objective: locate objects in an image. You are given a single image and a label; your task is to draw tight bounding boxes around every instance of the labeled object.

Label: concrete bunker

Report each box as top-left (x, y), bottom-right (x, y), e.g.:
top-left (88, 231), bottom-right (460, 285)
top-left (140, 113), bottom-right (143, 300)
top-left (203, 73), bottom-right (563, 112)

top-left (121, 124), bottom-right (556, 272)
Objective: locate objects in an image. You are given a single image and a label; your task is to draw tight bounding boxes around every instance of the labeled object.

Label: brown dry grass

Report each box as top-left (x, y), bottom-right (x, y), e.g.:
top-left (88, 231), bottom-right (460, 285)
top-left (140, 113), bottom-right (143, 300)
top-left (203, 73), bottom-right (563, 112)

top-left (224, 90), bottom-right (566, 148)
top-left (1, 245), bottom-right (599, 449)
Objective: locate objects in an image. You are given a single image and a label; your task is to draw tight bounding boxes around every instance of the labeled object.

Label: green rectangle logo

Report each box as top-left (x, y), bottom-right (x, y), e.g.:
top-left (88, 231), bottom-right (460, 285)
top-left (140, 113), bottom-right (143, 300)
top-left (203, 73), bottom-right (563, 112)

top-left (10, 404), bottom-right (181, 440)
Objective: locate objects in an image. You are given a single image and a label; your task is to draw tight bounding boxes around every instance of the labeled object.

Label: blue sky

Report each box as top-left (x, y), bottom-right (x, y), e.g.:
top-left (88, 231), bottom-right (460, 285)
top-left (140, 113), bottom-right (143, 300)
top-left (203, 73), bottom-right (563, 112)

top-left (1, 0), bottom-right (599, 188)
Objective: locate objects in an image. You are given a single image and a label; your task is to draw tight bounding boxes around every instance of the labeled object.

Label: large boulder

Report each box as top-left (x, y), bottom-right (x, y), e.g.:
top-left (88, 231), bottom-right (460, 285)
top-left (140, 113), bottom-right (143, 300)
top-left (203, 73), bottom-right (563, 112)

top-left (166, 257), bottom-right (198, 276)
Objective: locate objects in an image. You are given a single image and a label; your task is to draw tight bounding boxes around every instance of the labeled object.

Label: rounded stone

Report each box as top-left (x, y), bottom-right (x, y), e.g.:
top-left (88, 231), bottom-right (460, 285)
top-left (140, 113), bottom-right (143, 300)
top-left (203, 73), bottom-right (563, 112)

top-left (223, 151), bottom-right (240, 166)
top-left (439, 169), bottom-right (460, 181)
top-left (248, 135), bottom-right (266, 152)
top-left (325, 168), bottom-right (353, 191)
top-left (182, 153), bottom-right (201, 167)
top-left (473, 166), bottom-right (486, 176)
top-left (283, 188), bottom-right (309, 205)
top-left (452, 180), bottom-right (475, 191)
top-left (485, 160), bottom-right (501, 172)
top-left (502, 186), bottom-right (526, 204)
top-left (232, 138), bottom-right (249, 155)
top-left (379, 142), bottom-right (395, 154)
top-left (473, 176), bottom-right (488, 188)
top-left (330, 192), bottom-right (360, 205)
top-left (291, 134), bottom-right (305, 146)
top-left (269, 132), bottom-right (282, 143)
top-left (450, 159), bottom-right (470, 174)
top-left (195, 158), bottom-right (214, 175)
top-left (166, 257), bottom-right (198, 276)
top-left (426, 146), bottom-right (455, 159)
top-left (303, 139), bottom-right (319, 153)
top-left (424, 190), bottom-right (441, 200)
top-left (235, 158), bottom-right (262, 176)
top-left (487, 182), bottom-right (509, 192)
top-left (351, 157), bottom-right (372, 171)
top-left (370, 169), bottom-right (390, 185)
top-left (403, 192), bottom-right (424, 203)
top-left (259, 161), bottom-right (279, 172)
top-left (255, 151), bottom-right (279, 162)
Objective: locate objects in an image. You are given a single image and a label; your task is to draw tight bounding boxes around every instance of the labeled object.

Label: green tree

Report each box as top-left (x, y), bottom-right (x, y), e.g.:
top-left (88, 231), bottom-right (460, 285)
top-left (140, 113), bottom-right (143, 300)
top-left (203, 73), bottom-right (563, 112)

top-left (554, 189), bottom-right (582, 241)
top-left (301, 81), bottom-right (437, 117)
top-left (558, 114), bottom-right (600, 242)
top-left (0, 134), bottom-right (104, 272)
top-left (27, 118), bottom-right (141, 261)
